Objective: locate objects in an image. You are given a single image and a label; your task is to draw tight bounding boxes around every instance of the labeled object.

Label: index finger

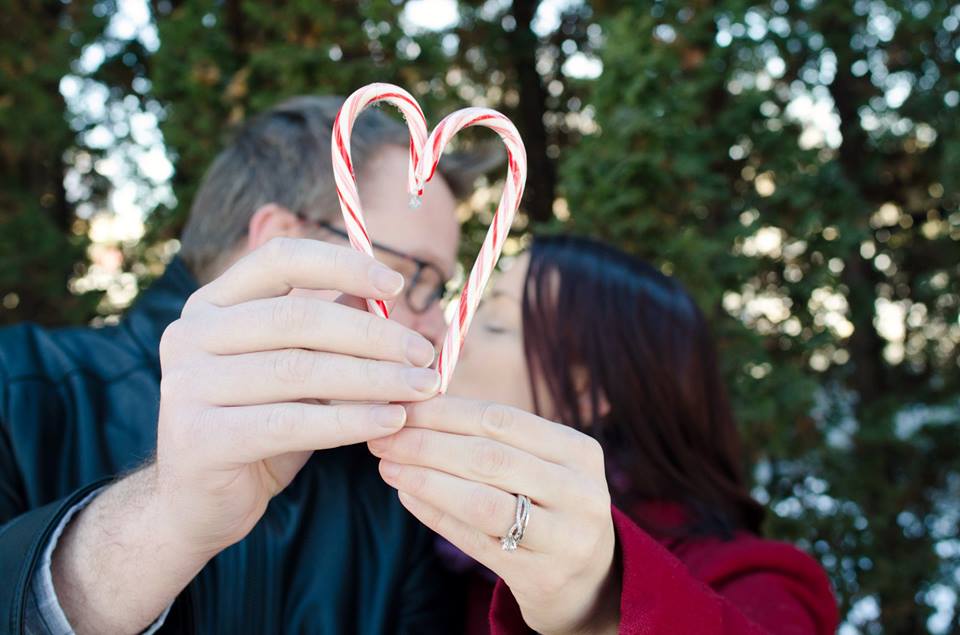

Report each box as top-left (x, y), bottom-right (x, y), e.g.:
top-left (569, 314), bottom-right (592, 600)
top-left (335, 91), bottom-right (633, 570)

top-left (187, 237), bottom-right (405, 309)
top-left (403, 397), bottom-right (605, 473)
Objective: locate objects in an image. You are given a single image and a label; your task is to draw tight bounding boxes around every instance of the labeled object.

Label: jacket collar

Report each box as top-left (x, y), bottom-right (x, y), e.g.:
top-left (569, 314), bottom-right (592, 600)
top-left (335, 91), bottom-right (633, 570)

top-left (122, 256), bottom-right (198, 370)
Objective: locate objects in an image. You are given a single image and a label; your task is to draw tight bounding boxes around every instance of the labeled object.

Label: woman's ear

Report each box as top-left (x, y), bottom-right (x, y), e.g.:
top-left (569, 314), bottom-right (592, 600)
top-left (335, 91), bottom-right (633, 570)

top-left (247, 203), bottom-right (305, 251)
top-left (571, 366), bottom-right (611, 425)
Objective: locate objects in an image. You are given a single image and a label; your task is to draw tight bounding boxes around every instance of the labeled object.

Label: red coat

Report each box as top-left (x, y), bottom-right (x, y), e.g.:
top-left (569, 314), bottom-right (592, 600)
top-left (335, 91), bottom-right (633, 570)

top-left (483, 506), bottom-right (839, 634)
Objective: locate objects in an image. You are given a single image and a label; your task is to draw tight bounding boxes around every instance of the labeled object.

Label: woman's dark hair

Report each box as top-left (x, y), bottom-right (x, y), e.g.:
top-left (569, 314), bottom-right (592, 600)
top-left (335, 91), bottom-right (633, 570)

top-left (522, 234), bottom-right (764, 539)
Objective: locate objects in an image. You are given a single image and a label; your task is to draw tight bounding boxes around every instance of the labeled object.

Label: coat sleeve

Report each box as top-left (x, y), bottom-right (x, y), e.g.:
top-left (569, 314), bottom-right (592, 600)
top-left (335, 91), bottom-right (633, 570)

top-left (488, 506), bottom-right (838, 635)
top-left (0, 478), bottom-right (108, 635)
top-left (0, 482), bottom-right (198, 635)
top-left (0, 363), bottom-right (103, 634)
top-left (0, 397), bottom-right (196, 635)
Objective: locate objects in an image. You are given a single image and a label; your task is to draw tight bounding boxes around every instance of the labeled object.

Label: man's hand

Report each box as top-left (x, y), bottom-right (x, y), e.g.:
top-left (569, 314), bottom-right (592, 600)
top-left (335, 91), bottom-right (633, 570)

top-left (52, 238), bottom-right (441, 634)
top-left (154, 237), bottom-right (440, 553)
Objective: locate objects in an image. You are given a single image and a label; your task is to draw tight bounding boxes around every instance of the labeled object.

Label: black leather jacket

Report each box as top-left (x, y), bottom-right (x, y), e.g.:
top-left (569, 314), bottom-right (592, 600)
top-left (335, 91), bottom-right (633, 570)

top-left (0, 258), bottom-right (459, 633)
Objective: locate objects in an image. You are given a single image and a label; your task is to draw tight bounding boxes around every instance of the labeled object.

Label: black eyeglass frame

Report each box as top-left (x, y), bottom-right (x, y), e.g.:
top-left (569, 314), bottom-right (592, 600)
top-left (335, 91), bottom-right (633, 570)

top-left (296, 213), bottom-right (450, 314)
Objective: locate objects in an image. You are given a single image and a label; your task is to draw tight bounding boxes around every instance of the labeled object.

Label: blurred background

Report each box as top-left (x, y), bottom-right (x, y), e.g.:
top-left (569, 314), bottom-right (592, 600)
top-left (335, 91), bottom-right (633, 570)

top-left (1, 0), bottom-right (958, 631)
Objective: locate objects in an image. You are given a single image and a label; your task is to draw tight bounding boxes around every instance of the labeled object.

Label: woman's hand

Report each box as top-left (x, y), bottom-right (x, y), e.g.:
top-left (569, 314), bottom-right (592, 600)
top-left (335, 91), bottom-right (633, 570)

top-left (367, 396), bottom-right (620, 634)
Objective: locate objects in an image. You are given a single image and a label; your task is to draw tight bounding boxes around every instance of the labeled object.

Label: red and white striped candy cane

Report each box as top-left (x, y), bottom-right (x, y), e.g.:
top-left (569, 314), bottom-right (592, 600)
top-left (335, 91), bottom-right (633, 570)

top-left (331, 83), bottom-right (428, 318)
top-left (417, 108), bottom-right (527, 393)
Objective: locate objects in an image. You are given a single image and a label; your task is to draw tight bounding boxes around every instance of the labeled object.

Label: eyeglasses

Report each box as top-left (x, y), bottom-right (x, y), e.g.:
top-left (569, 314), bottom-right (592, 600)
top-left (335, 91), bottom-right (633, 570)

top-left (296, 213), bottom-right (451, 314)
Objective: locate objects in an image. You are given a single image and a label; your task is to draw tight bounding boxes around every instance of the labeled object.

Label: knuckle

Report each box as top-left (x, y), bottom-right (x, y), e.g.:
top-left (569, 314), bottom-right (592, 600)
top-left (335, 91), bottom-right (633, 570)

top-left (191, 406), bottom-right (222, 443)
top-left (337, 404), bottom-right (378, 443)
top-left (271, 296), bottom-right (310, 333)
top-left (568, 479), bottom-right (611, 520)
top-left (402, 467), bottom-right (428, 496)
top-left (472, 489), bottom-right (504, 525)
top-left (578, 433), bottom-right (605, 468)
top-left (180, 284), bottom-right (210, 316)
top-left (406, 428), bottom-right (429, 459)
top-left (478, 401), bottom-right (514, 437)
top-left (360, 358), bottom-right (389, 392)
top-left (273, 348), bottom-right (315, 385)
top-left (563, 491), bottom-right (612, 561)
top-left (168, 405), bottom-right (213, 452)
top-left (180, 291), bottom-right (204, 316)
top-left (271, 237), bottom-right (303, 275)
top-left (471, 440), bottom-right (510, 479)
top-left (360, 314), bottom-right (390, 349)
top-left (331, 406), bottom-right (351, 439)
top-left (264, 235), bottom-right (294, 261)
top-left (327, 243), bottom-right (353, 280)
top-left (265, 404), bottom-right (302, 438)
top-left (158, 320), bottom-right (183, 362)
top-left (368, 427), bottom-right (395, 452)
top-left (562, 481), bottom-right (588, 512)
top-left (418, 503), bottom-right (446, 527)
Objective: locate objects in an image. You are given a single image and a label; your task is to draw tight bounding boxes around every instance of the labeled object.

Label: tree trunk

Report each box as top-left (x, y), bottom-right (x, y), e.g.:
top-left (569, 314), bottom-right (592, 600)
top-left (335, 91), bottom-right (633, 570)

top-left (507, 0), bottom-right (555, 223)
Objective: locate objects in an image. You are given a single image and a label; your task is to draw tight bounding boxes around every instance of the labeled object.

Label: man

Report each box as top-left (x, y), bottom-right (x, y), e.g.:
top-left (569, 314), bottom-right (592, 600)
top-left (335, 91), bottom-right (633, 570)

top-left (0, 96), bottom-right (493, 633)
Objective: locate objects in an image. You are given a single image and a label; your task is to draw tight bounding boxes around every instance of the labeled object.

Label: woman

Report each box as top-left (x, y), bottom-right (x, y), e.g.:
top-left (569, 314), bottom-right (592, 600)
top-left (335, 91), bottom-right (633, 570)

top-left (367, 235), bottom-right (838, 634)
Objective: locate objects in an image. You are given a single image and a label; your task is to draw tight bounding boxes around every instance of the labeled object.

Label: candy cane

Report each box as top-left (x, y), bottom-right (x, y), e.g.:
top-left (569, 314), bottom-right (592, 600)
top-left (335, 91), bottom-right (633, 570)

top-left (333, 86), bottom-right (527, 393)
top-left (331, 83), bottom-right (428, 317)
top-left (417, 108), bottom-right (527, 393)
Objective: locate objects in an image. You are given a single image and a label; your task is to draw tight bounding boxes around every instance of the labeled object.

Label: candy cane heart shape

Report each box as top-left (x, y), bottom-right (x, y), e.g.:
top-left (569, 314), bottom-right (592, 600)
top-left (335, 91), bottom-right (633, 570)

top-left (331, 83), bottom-right (429, 317)
top-left (417, 108), bottom-right (527, 393)
top-left (333, 87), bottom-right (527, 392)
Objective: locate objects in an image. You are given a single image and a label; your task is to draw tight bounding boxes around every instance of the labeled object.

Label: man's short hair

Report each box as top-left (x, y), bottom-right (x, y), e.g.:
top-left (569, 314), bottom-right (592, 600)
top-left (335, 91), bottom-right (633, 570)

top-left (179, 95), bottom-right (497, 280)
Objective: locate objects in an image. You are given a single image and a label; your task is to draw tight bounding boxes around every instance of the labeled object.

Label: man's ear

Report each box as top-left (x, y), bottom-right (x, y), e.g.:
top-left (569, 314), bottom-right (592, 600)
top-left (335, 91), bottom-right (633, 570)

top-left (571, 366), bottom-right (611, 424)
top-left (247, 203), bottom-right (304, 251)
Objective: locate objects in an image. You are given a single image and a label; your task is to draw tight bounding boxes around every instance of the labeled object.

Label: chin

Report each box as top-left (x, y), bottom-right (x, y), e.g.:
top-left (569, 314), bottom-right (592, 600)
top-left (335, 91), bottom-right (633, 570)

top-left (442, 379), bottom-right (470, 399)
top-left (445, 374), bottom-right (529, 412)
top-left (443, 373), bottom-right (486, 401)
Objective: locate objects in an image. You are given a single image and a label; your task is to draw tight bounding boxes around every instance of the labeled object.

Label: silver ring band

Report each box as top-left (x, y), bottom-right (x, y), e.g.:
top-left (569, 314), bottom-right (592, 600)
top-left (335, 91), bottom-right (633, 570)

top-left (500, 494), bottom-right (531, 551)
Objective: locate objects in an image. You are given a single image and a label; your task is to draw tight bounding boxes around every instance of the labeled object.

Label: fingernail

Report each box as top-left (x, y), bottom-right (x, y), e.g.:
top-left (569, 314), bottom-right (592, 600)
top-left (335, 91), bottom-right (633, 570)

top-left (380, 460), bottom-right (401, 479)
top-left (404, 334), bottom-right (436, 368)
top-left (374, 406), bottom-right (405, 429)
top-left (370, 264), bottom-right (404, 295)
top-left (404, 367), bottom-right (441, 394)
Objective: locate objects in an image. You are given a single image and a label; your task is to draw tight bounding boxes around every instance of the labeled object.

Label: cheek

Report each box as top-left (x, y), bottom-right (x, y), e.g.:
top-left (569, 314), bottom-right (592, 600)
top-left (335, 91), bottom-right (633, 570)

top-left (449, 331), bottom-right (535, 412)
top-left (505, 346), bottom-right (535, 411)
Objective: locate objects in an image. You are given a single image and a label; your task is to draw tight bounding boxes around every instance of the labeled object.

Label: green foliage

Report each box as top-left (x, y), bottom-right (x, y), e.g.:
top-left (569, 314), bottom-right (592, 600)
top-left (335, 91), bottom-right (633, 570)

top-left (558, 3), bottom-right (959, 632)
top-left (1, 0), bottom-right (958, 630)
top-left (0, 1), bottom-right (107, 325)
top-left (147, 0), bottom-right (447, 241)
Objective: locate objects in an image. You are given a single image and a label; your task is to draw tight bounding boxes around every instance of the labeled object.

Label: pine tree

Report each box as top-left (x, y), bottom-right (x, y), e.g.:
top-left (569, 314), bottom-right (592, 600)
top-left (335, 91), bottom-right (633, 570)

top-left (0, 1), bottom-right (107, 326)
top-left (559, 3), bottom-right (959, 631)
